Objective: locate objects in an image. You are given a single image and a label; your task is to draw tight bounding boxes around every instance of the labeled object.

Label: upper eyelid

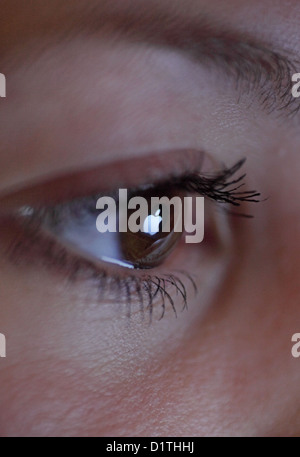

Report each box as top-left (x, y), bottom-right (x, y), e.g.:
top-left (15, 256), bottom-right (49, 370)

top-left (0, 149), bottom-right (205, 213)
top-left (27, 158), bottom-right (260, 227)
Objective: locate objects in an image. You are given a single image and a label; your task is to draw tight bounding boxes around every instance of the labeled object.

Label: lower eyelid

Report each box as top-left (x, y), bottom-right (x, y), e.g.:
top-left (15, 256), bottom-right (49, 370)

top-left (2, 215), bottom-right (198, 322)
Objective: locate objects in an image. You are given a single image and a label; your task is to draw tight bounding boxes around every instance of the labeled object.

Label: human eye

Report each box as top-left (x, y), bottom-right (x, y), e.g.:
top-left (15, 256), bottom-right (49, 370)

top-left (5, 153), bottom-right (259, 322)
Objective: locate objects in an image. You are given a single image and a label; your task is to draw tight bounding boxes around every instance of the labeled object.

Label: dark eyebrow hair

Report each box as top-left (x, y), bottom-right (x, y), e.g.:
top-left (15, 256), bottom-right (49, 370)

top-left (89, 7), bottom-right (300, 117)
top-left (1, 2), bottom-right (299, 117)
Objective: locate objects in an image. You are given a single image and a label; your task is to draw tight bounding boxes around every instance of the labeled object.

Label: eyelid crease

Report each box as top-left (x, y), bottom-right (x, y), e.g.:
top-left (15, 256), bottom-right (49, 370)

top-left (16, 158), bottom-right (261, 227)
top-left (0, 149), bottom-right (205, 213)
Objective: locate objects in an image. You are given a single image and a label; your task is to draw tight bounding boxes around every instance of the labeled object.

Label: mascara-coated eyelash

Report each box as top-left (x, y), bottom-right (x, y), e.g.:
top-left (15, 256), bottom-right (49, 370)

top-left (8, 158), bottom-right (260, 321)
top-left (176, 158), bottom-right (260, 211)
top-left (28, 157), bottom-right (260, 223)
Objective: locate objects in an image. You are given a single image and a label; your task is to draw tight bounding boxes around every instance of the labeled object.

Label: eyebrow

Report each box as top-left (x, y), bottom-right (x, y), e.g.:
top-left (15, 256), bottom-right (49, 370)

top-left (1, 2), bottom-right (299, 117)
top-left (95, 9), bottom-right (299, 117)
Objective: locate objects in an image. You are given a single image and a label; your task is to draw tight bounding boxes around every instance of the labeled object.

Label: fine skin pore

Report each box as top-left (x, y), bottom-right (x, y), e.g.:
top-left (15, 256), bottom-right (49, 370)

top-left (0, 0), bottom-right (300, 437)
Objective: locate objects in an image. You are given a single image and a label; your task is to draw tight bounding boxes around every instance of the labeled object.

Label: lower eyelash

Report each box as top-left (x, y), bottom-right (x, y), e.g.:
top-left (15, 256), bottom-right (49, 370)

top-left (6, 217), bottom-right (198, 323)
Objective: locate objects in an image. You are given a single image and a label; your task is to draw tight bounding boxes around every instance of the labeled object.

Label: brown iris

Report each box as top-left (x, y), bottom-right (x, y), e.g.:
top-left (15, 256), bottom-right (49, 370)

top-left (119, 187), bottom-right (184, 269)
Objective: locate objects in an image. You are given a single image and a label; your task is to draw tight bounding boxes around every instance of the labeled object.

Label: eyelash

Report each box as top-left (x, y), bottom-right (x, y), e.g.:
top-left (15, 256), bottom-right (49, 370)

top-left (178, 158), bottom-right (260, 212)
top-left (7, 158), bottom-right (260, 321)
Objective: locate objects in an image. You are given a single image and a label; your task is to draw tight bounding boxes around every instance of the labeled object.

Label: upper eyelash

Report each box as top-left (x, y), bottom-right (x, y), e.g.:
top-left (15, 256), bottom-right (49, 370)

top-left (28, 157), bottom-right (260, 224)
top-left (178, 158), bottom-right (260, 208)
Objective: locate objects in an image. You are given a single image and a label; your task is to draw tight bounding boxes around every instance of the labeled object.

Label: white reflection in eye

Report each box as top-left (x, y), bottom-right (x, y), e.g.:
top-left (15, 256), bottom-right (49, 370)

top-left (143, 208), bottom-right (162, 236)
